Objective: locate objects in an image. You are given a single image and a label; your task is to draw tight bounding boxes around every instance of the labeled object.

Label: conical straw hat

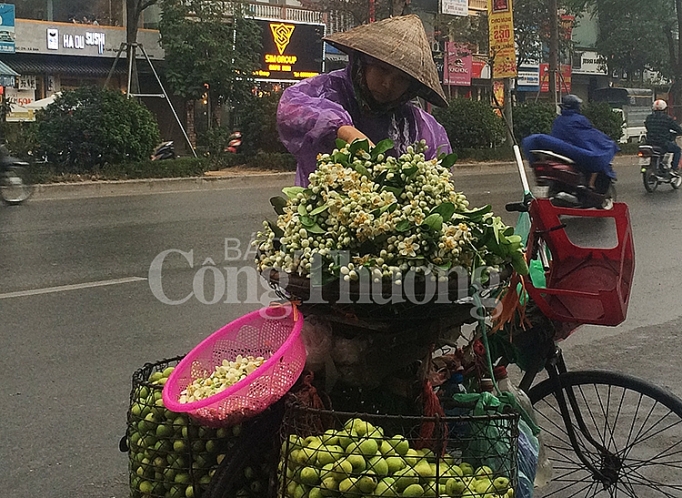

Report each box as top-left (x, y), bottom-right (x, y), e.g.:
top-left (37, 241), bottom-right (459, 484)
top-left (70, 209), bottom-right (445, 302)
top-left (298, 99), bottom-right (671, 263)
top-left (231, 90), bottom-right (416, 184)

top-left (324, 15), bottom-right (448, 108)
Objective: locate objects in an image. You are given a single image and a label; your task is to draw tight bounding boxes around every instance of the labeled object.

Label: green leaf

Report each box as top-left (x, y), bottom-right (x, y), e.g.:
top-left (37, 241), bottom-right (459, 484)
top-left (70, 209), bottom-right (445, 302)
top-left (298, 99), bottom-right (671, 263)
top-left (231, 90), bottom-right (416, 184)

top-left (354, 163), bottom-right (372, 179)
top-left (439, 152), bottom-right (458, 169)
top-left (297, 203), bottom-right (307, 216)
top-left (403, 165), bottom-right (418, 177)
top-left (332, 151), bottom-right (350, 167)
top-left (300, 215), bottom-right (315, 227)
top-left (396, 219), bottom-right (411, 232)
top-left (310, 204), bottom-right (329, 216)
top-left (430, 202), bottom-right (456, 222)
top-left (374, 170), bottom-right (388, 186)
top-left (269, 196), bottom-right (287, 215)
top-left (380, 202), bottom-right (397, 214)
top-left (266, 220), bottom-right (283, 239)
top-left (423, 213), bottom-right (443, 231)
top-left (370, 139), bottom-right (394, 160)
top-left (383, 186), bottom-right (404, 197)
top-left (461, 205), bottom-right (493, 222)
top-left (349, 139), bottom-right (370, 155)
top-left (282, 187), bottom-right (305, 199)
top-left (335, 138), bottom-right (348, 150)
top-left (307, 223), bottom-right (326, 234)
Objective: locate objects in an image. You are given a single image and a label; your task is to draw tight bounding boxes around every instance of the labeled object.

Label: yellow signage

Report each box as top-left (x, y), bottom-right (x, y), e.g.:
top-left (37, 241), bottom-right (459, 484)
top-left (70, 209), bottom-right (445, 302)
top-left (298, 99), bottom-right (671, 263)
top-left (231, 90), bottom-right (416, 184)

top-left (270, 23), bottom-right (295, 55)
top-left (487, 0), bottom-right (517, 79)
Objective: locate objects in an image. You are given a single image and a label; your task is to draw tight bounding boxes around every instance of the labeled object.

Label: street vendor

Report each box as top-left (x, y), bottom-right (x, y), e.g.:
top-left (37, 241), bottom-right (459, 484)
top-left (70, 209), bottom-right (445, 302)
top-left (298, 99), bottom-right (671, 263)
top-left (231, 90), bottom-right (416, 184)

top-left (276, 14), bottom-right (452, 186)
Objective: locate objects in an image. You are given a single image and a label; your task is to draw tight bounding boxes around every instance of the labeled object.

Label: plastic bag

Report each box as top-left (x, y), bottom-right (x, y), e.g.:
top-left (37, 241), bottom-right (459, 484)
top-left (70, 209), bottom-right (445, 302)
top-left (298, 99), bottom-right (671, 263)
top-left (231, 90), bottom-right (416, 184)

top-left (517, 419), bottom-right (539, 498)
top-left (300, 316), bottom-right (333, 372)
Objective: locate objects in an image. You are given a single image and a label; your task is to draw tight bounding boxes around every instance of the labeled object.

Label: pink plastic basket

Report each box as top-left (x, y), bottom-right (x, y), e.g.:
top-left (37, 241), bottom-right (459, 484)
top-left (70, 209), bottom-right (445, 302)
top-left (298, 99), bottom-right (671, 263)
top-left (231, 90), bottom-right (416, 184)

top-left (162, 305), bottom-right (306, 427)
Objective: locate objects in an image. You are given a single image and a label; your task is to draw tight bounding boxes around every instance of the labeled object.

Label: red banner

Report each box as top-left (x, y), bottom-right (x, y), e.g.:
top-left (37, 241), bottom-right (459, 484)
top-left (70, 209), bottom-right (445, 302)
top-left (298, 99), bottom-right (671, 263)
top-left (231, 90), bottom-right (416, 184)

top-left (443, 42), bottom-right (473, 86)
top-left (539, 63), bottom-right (572, 93)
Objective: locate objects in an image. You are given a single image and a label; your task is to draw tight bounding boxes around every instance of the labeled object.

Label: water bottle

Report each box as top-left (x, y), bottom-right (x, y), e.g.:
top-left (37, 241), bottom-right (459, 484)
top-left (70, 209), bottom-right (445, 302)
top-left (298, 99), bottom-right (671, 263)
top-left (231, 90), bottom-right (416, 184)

top-left (493, 366), bottom-right (553, 488)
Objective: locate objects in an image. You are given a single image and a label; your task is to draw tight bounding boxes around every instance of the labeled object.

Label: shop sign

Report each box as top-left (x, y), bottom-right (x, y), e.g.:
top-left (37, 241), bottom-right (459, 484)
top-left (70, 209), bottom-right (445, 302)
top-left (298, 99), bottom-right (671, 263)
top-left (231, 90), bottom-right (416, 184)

top-left (443, 42), bottom-right (472, 86)
top-left (574, 51), bottom-right (607, 75)
top-left (442, 0), bottom-right (468, 16)
top-left (254, 19), bottom-right (324, 81)
top-left (540, 63), bottom-right (572, 93)
top-left (516, 65), bottom-right (539, 91)
top-left (48, 29), bottom-right (106, 54)
top-left (6, 86), bottom-right (34, 107)
top-left (0, 3), bottom-right (16, 54)
top-left (18, 74), bottom-right (36, 90)
top-left (487, 0), bottom-right (517, 78)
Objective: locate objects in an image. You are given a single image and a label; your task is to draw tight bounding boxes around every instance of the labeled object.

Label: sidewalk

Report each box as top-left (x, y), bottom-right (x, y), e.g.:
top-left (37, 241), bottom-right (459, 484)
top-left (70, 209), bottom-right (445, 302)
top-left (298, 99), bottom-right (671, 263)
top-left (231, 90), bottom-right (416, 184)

top-left (30, 161), bottom-right (520, 201)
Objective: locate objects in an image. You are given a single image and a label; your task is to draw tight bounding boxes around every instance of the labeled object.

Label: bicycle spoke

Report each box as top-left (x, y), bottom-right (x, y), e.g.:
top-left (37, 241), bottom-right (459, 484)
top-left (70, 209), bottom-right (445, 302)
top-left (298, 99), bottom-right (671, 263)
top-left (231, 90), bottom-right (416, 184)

top-left (621, 468), bottom-right (682, 498)
top-left (622, 414), bottom-right (682, 461)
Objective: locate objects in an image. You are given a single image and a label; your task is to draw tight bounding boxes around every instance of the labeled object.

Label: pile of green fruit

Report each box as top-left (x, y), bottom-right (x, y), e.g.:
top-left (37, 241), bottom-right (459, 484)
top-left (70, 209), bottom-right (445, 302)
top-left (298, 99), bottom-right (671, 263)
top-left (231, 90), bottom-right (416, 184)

top-left (126, 363), bottom-right (267, 498)
top-left (278, 418), bottom-right (514, 498)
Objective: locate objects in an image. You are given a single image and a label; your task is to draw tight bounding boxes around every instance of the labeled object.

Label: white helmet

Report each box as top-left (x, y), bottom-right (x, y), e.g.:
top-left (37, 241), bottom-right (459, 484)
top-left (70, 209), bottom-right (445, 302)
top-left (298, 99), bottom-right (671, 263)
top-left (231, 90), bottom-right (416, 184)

top-left (653, 99), bottom-right (668, 111)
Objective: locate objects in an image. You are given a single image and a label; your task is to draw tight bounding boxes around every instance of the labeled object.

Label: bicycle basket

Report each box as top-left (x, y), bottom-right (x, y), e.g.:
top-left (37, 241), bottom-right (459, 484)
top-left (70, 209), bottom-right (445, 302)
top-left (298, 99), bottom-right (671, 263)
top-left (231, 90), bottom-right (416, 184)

top-left (523, 199), bottom-right (635, 326)
top-left (163, 306), bottom-right (306, 427)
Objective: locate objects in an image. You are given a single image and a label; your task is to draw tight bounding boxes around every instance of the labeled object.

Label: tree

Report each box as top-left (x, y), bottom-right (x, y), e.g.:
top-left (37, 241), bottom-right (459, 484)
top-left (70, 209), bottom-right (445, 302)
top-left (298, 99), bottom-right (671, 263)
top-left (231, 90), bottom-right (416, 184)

top-left (298, 0), bottom-right (395, 25)
top-left (159, 0), bottom-right (262, 145)
top-left (36, 87), bottom-right (160, 171)
top-left (569, 0), bottom-right (682, 118)
top-left (126, 0), bottom-right (160, 93)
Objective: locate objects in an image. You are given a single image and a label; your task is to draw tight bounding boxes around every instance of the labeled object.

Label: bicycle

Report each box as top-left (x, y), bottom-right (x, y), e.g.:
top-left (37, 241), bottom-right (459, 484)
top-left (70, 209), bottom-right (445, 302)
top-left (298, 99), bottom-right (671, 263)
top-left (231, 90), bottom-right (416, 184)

top-left (0, 154), bottom-right (33, 205)
top-left (501, 151), bottom-right (682, 497)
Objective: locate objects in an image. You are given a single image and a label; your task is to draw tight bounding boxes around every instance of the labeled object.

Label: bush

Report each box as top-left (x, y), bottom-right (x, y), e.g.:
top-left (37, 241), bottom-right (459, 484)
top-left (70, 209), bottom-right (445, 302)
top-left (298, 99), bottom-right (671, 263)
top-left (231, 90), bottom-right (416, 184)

top-left (582, 102), bottom-right (624, 142)
top-left (238, 92), bottom-right (288, 155)
top-left (0, 122), bottom-right (40, 160)
top-left (512, 102), bottom-right (556, 142)
top-left (433, 98), bottom-right (506, 150)
top-left (36, 87), bottom-right (160, 172)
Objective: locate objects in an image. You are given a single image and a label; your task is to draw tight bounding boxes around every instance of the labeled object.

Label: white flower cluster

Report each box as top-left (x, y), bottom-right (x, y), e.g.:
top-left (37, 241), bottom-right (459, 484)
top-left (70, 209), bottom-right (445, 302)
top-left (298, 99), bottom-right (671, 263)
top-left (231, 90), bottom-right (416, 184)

top-left (255, 140), bottom-right (517, 283)
top-left (178, 355), bottom-right (266, 403)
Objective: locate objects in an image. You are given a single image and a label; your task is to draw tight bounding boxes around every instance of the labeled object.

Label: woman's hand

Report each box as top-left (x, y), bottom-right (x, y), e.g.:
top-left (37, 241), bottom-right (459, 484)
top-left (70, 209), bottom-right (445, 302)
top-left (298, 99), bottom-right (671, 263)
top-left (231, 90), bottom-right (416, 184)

top-left (337, 126), bottom-right (374, 146)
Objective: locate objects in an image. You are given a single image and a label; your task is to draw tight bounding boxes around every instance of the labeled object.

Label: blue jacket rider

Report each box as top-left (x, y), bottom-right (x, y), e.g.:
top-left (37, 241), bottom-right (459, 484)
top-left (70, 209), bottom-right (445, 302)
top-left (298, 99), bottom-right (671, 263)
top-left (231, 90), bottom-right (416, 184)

top-left (523, 95), bottom-right (618, 188)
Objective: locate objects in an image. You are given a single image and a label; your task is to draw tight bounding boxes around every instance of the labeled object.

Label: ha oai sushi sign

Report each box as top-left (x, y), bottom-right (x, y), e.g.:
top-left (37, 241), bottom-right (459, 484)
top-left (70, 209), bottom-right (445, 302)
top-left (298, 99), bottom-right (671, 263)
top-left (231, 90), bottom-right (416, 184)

top-left (253, 19), bottom-right (325, 82)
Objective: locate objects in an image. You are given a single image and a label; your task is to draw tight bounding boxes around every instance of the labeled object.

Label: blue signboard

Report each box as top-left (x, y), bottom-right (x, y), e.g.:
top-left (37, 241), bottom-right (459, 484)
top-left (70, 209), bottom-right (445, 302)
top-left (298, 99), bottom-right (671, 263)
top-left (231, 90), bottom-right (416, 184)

top-left (0, 3), bottom-right (16, 54)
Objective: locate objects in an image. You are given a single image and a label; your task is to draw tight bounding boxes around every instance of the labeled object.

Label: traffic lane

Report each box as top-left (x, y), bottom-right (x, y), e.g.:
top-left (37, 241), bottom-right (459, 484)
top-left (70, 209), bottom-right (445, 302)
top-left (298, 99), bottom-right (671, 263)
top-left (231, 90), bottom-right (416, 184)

top-left (0, 185), bottom-right (285, 295)
top-left (1, 276), bottom-right (258, 498)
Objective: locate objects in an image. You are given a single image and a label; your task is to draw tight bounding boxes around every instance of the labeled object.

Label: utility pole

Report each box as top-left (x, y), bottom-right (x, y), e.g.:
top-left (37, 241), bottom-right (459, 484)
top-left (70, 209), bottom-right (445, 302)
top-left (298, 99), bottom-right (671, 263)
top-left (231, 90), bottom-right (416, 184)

top-left (548, 0), bottom-right (559, 109)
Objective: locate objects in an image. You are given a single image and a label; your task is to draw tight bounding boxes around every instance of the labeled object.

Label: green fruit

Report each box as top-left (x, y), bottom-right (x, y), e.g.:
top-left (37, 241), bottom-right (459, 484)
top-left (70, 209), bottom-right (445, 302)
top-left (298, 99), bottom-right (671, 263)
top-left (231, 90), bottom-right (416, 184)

top-left (316, 444), bottom-right (344, 466)
top-left (155, 423), bottom-right (173, 438)
top-left (162, 366), bottom-right (175, 377)
top-left (308, 487), bottom-right (324, 498)
top-left (446, 477), bottom-right (466, 496)
top-left (185, 485), bottom-right (195, 498)
top-left (475, 466), bottom-right (494, 478)
top-left (403, 449), bottom-right (421, 466)
top-left (414, 460), bottom-right (433, 479)
top-left (174, 472), bottom-right (191, 484)
top-left (300, 466), bottom-right (320, 486)
top-left (475, 478), bottom-right (493, 494)
top-left (493, 476), bottom-right (511, 491)
top-left (375, 478), bottom-right (397, 497)
top-left (149, 371), bottom-right (163, 383)
top-left (385, 456), bottom-right (405, 474)
top-left (367, 456), bottom-right (389, 476)
top-left (389, 435), bottom-right (409, 456)
top-left (205, 439), bottom-right (217, 453)
top-left (459, 462), bottom-right (475, 476)
top-left (345, 454), bottom-right (367, 472)
top-left (330, 458), bottom-right (353, 480)
top-left (320, 429), bottom-right (339, 446)
top-left (423, 481), bottom-right (437, 497)
top-left (393, 467), bottom-right (419, 491)
top-left (402, 483), bottom-right (425, 497)
top-left (320, 476), bottom-right (338, 492)
top-left (356, 438), bottom-right (379, 457)
top-left (379, 440), bottom-right (397, 457)
top-left (448, 464), bottom-right (464, 477)
top-left (338, 477), bottom-right (359, 495)
top-left (356, 475), bottom-right (377, 494)
top-left (337, 430), bottom-right (353, 449)
top-left (173, 440), bottom-right (187, 453)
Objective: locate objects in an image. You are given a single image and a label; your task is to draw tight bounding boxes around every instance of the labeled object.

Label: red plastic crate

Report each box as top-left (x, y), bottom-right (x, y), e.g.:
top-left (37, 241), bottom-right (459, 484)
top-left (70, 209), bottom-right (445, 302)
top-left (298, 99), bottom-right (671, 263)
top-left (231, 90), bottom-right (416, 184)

top-left (523, 199), bottom-right (635, 326)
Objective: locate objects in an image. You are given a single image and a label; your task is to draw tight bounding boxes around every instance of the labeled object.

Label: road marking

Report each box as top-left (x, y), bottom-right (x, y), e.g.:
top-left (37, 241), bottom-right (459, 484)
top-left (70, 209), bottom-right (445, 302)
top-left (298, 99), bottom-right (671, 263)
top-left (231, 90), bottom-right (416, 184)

top-left (0, 276), bottom-right (147, 300)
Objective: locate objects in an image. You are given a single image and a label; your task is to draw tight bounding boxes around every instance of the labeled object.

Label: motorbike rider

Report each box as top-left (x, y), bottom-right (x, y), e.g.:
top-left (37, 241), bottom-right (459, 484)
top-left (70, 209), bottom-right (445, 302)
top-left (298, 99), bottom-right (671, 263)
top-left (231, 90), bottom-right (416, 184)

top-left (522, 94), bottom-right (618, 191)
top-left (644, 99), bottom-right (682, 176)
top-left (276, 15), bottom-right (451, 187)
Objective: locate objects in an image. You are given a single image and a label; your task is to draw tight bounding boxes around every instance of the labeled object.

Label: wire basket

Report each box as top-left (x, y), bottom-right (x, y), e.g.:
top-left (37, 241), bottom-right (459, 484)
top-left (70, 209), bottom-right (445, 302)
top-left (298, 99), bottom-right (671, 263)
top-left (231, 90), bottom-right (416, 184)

top-left (123, 356), bottom-right (246, 498)
top-left (163, 306), bottom-right (306, 427)
top-left (277, 400), bottom-right (519, 498)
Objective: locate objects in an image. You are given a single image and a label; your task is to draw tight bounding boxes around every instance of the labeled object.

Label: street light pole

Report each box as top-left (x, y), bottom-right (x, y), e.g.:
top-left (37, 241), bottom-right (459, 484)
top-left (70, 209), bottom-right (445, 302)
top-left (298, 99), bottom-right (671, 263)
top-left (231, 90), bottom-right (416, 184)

top-left (548, 0), bottom-right (559, 109)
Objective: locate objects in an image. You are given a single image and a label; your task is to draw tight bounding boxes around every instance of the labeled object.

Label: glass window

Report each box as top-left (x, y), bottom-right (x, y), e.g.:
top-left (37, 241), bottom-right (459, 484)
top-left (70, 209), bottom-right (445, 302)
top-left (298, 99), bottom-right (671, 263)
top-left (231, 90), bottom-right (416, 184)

top-left (11, 0), bottom-right (124, 27)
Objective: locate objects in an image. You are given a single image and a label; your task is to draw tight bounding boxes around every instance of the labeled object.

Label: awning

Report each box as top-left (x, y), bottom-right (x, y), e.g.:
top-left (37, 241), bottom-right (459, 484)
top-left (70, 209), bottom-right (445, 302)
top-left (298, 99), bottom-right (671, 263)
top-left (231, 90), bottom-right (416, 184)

top-left (0, 60), bottom-right (19, 87)
top-left (1, 54), bottom-right (160, 77)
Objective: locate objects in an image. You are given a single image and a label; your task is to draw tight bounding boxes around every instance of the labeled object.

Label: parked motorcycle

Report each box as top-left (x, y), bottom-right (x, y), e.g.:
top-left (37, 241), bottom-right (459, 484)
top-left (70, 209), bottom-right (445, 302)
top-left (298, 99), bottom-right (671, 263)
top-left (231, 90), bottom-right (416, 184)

top-left (151, 141), bottom-right (175, 161)
top-left (638, 144), bottom-right (682, 192)
top-left (528, 149), bottom-right (615, 210)
top-left (0, 153), bottom-right (32, 205)
top-left (225, 131), bottom-right (242, 154)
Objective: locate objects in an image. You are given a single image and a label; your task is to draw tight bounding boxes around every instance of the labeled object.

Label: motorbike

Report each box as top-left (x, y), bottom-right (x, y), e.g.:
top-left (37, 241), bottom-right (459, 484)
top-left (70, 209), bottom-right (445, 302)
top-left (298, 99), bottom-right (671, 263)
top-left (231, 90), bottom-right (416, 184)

top-left (638, 144), bottom-right (682, 192)
top-left (0, 150), bottom-right (32, 206)
top-left (527, 149), bottom-right (615, 210)
top-left (225, 131), bottom-right (242, 154)
top-left (151, 141), bottom-right (176, 161)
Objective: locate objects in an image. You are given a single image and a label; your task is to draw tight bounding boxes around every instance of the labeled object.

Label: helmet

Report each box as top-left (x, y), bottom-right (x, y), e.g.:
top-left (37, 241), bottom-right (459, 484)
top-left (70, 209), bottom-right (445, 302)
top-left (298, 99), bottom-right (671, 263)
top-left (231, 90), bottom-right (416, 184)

top-left (560, 94), bottom-right (583, 111)
top-left (653, 99), bottom-right (668, 111)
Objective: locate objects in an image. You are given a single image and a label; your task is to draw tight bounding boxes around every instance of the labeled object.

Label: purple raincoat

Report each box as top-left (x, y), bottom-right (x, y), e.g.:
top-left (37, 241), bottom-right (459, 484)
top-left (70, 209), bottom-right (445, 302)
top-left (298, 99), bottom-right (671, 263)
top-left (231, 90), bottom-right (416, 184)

top-left (277, 65), bottom-right (452, 186)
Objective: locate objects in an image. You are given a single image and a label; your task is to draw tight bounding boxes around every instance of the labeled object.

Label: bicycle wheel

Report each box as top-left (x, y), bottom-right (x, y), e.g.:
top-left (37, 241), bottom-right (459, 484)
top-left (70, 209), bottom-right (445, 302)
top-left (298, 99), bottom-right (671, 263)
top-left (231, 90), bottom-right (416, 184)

top-left (0, 165), bottom-right (33, 205)
top-left (529, 370), bottom-right (682, 497)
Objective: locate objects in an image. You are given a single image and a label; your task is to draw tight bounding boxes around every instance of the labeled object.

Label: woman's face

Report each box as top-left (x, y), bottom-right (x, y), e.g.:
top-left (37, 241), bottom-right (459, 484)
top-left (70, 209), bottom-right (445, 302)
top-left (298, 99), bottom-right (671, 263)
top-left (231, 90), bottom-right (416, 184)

top-left (363, 57), bottom-right (412, 104)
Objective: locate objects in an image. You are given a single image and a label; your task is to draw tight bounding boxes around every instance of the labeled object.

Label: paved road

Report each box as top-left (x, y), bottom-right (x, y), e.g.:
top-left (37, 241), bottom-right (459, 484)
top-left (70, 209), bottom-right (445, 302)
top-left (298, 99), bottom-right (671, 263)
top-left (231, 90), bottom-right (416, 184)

top-left (1, 155), bottom-right (681, 497)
